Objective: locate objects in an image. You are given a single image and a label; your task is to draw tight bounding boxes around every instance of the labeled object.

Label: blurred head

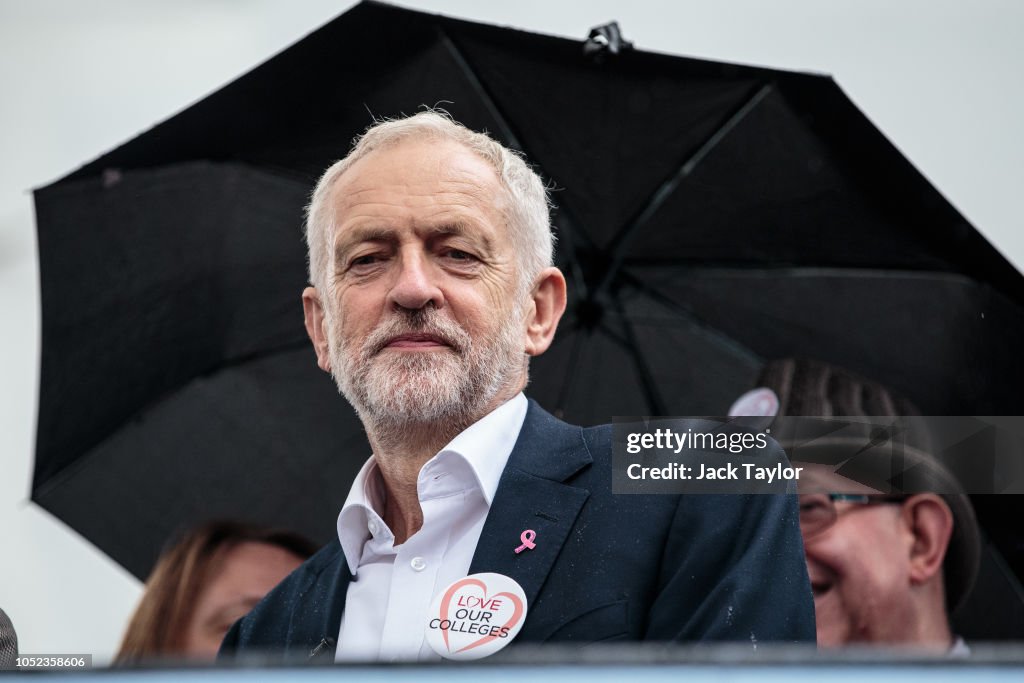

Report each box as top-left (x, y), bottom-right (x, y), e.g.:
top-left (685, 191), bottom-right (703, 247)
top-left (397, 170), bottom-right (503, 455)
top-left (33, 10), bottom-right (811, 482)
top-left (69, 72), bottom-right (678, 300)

top-left (0, 607), bottom-right (17, 668)
top-left (798, 468), bottom-right (956, 647)
top-left (115, 521), bottom-right (317, 663)
top-left (301, 112), bottom-right (566, 431)
top-left (747, 358), bottom-right (981, 648)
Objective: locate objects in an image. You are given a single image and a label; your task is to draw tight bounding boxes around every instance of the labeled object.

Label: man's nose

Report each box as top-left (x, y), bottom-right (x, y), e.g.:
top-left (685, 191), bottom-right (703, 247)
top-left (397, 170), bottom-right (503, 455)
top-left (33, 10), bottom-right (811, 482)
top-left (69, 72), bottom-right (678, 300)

top-left (388, 250), bottom-right (444, 311)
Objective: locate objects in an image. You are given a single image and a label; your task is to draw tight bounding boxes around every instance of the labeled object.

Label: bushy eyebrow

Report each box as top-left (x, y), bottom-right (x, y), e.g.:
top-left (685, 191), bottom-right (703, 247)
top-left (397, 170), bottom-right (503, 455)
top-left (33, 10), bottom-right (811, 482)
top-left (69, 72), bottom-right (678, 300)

top-left (430, 222), bottom-right (496, 253)
top-left (333, 222), bottom-right (495, 267)
top-left (334, 226), bottom-right (396, 267)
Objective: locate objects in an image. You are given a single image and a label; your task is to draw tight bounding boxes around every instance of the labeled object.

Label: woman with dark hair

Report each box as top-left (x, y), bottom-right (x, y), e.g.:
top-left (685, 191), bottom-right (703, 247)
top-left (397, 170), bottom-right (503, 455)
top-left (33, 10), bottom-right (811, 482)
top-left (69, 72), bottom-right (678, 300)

top-left (116, 520), bottom-right (317, 663)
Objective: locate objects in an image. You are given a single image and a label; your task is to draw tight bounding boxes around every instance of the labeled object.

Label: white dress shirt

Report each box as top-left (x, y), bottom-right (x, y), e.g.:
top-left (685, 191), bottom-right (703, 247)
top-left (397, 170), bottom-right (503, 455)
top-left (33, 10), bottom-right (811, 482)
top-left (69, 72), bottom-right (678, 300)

top-left (334, 393), bottom-right (528, 662)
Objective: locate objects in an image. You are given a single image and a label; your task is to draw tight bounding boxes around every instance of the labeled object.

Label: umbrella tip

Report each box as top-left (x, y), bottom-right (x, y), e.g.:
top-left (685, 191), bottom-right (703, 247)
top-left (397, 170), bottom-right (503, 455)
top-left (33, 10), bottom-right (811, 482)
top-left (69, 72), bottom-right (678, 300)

top-left (583, 21), bottom-right (633, 63)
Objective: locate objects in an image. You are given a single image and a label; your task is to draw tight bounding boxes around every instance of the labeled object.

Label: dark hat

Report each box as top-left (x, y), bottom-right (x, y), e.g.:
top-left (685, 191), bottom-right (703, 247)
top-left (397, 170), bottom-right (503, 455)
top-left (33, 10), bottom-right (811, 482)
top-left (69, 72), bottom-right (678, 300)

top-left (747, 358), bottom-right (981, 615)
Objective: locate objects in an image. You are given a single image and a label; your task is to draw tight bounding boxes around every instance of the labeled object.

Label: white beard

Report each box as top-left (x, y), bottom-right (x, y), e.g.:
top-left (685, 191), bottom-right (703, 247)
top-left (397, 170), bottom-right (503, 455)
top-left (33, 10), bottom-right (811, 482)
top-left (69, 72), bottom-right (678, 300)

top-left (327, 304), bottom-right (526, 430)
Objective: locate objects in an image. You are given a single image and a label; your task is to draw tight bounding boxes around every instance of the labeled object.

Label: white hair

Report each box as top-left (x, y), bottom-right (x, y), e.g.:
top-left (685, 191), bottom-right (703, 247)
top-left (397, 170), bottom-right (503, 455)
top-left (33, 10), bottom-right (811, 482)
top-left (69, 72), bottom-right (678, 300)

top-left (304, 111), bottom-right (554, 297)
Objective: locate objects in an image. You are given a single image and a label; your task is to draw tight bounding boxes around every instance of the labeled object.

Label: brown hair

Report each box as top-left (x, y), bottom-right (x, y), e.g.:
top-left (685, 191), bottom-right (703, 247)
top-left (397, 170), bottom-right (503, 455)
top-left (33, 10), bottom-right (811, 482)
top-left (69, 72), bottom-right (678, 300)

top-left (114, 520), bottom-right (318, 663)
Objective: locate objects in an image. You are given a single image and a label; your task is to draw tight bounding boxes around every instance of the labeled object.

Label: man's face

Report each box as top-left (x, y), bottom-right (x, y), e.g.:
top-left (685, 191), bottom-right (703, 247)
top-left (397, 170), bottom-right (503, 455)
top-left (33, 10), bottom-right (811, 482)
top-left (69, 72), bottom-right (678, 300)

top-left (314, 138), bottom-right (528, 426)
top-left (799, 467), bottom-right (916, 646)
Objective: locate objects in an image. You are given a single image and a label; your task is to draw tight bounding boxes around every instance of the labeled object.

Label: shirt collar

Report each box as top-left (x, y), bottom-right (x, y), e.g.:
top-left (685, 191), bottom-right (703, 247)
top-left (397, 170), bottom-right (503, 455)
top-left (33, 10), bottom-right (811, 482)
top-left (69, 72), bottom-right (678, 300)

top-left (436, 392), bottom-right (527, 507)
top-left (336, 393), bottom-right (528, 575)
top-left (336, 458), bottom-right (388, 575)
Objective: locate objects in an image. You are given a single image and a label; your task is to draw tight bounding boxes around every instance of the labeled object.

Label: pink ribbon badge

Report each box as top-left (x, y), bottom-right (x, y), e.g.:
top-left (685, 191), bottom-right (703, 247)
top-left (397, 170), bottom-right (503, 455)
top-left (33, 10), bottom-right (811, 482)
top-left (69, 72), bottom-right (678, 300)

top-left (514, 529), bottom-right (537, 554)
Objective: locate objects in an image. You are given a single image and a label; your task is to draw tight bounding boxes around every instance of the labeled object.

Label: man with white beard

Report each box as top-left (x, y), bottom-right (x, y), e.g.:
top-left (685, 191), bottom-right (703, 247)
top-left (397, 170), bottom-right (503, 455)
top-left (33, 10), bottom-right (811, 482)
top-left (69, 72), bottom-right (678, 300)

top-left (220, 112), bottom-right (815, 662)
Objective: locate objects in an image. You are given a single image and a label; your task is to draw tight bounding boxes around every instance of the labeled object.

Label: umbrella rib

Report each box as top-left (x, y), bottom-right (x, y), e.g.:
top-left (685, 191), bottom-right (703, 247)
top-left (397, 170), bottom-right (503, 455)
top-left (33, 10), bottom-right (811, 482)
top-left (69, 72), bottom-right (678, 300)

top-left (609, 297), bottom-right (668, 415)
top-left (617, 271), bottom-right (762, 365)
top-left (438, 29), bottom-right (591, 299)
top-left (32, 338), bottom-right (316, 497)
top-left (438, 31), bottom-right (527, 152)
top-left (595, 83), bottom-right (774, 299)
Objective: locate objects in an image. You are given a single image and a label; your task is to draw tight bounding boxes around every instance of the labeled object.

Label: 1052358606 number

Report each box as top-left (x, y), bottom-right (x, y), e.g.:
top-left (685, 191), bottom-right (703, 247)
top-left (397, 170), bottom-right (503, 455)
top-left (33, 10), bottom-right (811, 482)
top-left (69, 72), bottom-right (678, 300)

top-left (13, 654), bottom-right (92, 669)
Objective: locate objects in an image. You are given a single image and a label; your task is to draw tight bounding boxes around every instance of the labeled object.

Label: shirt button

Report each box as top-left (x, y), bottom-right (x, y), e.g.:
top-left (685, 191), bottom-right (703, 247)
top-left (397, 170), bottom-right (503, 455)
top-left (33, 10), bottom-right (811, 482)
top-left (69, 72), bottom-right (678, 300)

top-left (410, 556), bottom-right (427, 572)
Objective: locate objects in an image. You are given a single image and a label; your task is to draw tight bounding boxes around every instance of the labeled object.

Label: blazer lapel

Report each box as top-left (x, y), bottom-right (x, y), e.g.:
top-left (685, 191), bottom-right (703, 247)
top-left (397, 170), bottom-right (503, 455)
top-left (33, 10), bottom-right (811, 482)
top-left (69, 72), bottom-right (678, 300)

top-left (287, 544), bottom-right (352, 659)
top-left (468, 400), bottom-right (592, 609)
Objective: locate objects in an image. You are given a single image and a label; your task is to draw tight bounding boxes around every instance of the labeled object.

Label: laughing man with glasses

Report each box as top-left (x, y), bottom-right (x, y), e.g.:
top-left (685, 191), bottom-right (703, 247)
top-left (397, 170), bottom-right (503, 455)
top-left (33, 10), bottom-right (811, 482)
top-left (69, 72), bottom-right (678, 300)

top-left (731, 358), bottom-right (981, 654)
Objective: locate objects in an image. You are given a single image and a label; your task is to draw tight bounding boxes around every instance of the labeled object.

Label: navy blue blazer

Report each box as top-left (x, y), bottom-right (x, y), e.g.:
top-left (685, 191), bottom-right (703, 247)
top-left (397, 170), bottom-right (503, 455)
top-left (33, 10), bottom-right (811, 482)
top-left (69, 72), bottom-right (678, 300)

top-left (221, 401), bottom-right (815, 659)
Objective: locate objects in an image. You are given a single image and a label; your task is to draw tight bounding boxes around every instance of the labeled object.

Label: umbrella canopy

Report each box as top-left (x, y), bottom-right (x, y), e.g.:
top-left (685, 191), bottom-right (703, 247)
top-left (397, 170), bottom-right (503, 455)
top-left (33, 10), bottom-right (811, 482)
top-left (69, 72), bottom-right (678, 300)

top-left (34, 0), bottom-right (1024, 630)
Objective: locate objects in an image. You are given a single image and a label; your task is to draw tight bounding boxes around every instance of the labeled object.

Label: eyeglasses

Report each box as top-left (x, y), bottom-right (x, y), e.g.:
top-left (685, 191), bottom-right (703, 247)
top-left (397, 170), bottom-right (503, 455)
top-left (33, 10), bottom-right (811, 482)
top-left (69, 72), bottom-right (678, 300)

top-left (799, 493), bottom-right (908, 539)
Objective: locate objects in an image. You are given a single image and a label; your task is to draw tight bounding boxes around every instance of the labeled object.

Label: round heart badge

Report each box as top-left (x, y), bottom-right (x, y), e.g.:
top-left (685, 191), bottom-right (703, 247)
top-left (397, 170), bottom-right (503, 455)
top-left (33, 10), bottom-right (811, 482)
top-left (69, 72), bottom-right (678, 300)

top-left (425, 572), bottom-right (528, 660)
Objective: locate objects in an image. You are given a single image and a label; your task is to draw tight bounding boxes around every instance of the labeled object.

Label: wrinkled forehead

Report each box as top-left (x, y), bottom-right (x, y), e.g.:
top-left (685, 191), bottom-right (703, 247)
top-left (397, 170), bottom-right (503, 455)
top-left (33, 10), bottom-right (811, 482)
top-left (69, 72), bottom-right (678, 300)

top-left (329, 137), bottom-right (506, 217)
top-left (796, 462), bottom-right (883, 495)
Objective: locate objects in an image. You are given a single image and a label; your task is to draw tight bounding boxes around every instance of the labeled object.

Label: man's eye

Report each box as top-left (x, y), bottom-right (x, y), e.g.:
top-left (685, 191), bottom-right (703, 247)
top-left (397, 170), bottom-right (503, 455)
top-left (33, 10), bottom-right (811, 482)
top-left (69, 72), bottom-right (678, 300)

top-left (799, 496), bottom-right (830, 516)
top-left (350, 254), bottom-right (380, 268)
top-left (444, 249), bottom-right (475, 261)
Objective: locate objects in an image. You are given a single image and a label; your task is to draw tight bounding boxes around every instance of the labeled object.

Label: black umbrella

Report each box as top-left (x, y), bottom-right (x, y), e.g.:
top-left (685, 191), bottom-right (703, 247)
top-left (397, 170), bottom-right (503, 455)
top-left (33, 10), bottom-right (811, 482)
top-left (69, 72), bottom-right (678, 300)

top-left (33, 1), bottom-right (1024, 629)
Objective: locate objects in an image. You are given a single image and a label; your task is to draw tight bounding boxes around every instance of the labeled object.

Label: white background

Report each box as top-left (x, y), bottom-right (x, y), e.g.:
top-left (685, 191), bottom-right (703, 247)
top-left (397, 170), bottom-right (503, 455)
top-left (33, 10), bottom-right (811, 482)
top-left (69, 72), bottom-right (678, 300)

top-left (1, 0), bottom-right (1021, 662)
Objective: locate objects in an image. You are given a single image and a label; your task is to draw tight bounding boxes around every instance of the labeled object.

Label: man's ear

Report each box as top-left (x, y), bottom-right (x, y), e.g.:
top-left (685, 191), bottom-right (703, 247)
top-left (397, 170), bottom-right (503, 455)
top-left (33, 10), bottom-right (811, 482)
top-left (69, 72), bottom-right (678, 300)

top-left (302, 286), bottom-right (332, 372)
top-left (903, 494), bottom-right (954, 586)
top-left (524, 267), bottom-right (567, 357)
